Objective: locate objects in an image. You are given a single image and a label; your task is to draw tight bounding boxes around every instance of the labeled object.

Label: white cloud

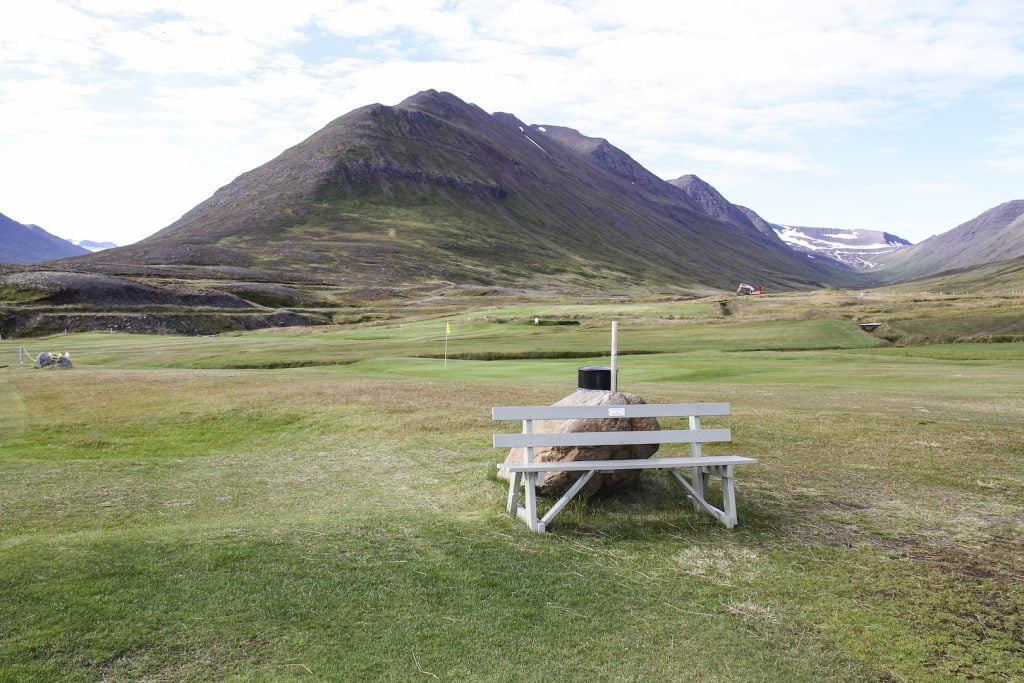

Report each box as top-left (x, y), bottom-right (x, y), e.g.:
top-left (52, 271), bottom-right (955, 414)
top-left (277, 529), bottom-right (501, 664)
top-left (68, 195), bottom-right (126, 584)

top-left (986, 157), bottom-right (1024, 174)
top-left (0, 1), bottom-right (111, 66)
top-left (673, 145), bottom-right (827, 174)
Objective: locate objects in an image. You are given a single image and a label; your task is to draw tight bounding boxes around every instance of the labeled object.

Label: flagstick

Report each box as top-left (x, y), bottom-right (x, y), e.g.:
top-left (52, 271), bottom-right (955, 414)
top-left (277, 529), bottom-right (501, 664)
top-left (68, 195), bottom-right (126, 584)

top-left (444, 329), bottom-right (449, 367)
top-left (610, 320), bottom-right (618, 392)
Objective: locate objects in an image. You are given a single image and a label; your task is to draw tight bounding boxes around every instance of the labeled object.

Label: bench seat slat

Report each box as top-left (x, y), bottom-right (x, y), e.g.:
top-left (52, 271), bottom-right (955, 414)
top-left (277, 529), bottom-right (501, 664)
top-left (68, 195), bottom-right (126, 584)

top-left (492, 403), bottom-right (730, 421)
top-left (493, 428), bottom-right (731, 449)
top-left (498, 455), bottom-right (756, 473)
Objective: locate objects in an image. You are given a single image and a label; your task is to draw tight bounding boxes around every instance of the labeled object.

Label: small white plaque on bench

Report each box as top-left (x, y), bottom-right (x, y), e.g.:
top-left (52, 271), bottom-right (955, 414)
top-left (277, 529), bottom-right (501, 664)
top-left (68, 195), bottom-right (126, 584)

top-left (607, 407), bottom-right (626, 417)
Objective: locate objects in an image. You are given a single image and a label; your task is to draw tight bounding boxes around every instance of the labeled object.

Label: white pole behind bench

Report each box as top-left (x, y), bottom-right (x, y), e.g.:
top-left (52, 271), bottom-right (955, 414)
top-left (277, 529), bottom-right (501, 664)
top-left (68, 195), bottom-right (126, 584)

top-left (689, 416), bottom-right (702, 457)
top-left (523, 419), bottom-right (534, 465)
top-left (610, 320), bottom-right (618, 393)
top-left (522, 418), bottom-right (539, 531)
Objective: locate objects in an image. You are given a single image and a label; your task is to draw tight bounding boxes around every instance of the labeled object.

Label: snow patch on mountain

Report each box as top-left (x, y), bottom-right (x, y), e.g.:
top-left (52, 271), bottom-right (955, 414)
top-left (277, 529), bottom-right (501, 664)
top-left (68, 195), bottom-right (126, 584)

top-left (772, 225), bottom-right (911, 270)
top-left (70, 239), bottom-right (118, 252)
top-left (522, 134), bottom-right (549, 153)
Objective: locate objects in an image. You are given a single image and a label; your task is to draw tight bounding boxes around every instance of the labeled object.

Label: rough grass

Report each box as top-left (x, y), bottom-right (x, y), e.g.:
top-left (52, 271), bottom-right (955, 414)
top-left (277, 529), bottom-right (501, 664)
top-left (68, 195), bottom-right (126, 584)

top-left (5, 316), bottom-right (885, 371)
top-left (1, 293), bottom-right (1023, 680)
top-left (0, 285), bottom-right (49, 304)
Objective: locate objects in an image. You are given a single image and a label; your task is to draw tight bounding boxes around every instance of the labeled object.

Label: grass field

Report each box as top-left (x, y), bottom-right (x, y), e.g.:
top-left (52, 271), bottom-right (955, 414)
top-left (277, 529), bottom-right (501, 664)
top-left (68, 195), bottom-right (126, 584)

top-left (1, 292), bottom-right (1022, 680)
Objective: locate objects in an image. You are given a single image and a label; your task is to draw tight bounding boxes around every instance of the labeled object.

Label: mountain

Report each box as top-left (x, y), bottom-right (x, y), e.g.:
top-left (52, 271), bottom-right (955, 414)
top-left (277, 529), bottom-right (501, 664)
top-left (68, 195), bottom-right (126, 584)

top-left (63, 89), bottom-right (858, 293)
top-left (878, 255), bottom-right (1024, 294)
top-left (71, 239), bottom-right (118, 252)
top-left (871, 200), bottom-right (1024, 282)
top-left (772, 225), bottom-right (911, 270)
top-left (666, 175), bottom-right (783, 241)
top-left (665, 175), bottom-right (911, 270)
top-left (0, 212), bottom-right (89, 263)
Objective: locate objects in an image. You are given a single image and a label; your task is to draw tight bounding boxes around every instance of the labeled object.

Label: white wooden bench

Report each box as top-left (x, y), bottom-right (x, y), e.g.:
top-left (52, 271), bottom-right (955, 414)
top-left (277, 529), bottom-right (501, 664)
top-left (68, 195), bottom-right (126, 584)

top-left (493, 403), bottom-right (756, 533)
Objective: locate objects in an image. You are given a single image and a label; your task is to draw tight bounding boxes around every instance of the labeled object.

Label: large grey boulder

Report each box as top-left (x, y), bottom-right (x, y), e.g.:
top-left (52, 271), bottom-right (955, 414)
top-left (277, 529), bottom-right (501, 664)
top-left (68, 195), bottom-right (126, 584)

top-left (501, 389), bottom-right (660, 496)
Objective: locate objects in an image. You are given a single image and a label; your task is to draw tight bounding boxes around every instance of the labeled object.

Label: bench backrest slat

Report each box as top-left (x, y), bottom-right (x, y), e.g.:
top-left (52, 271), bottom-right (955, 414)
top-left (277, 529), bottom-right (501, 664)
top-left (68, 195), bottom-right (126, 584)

top-left (493, 427), bottom-right (731, 449)
top-left (491, 402), bottom-right (730, 421)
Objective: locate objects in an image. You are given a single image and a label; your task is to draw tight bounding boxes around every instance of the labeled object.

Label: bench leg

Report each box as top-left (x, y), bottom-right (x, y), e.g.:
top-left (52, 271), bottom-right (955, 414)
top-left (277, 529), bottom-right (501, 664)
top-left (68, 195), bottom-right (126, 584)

top-left (509, 470), bottom-right (595, 533)
top-left (690, 466), bottom-right (707, 512)
top-left (668, 467), bottom-right (740, 529)
top-left (541, 470), bottom-right (595, 529)
top-left (507, 471), bottom-right (522, 515)
top-left (721, 470), bottom-right (737, 529)
top-left (669, 469), bottom-right (721, 523)
top-left (524, 472), bottom-right (542, 533)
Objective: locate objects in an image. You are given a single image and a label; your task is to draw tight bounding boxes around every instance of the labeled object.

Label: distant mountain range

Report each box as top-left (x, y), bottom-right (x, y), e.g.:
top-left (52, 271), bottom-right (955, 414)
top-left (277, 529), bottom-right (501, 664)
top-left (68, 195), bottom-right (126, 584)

top-left (666, 174), bottom-right (913, 270)
top-left (772, 226), bottom-right (911, 270)
top-left (2, 89), bottom-right (1022, 338)
top-left (0, 212), bottom-right (88, 263)
top-left (71, 239), bottom-right (118, 252)
top-left (660, 174), bottom-right (1024, 286)
top-left (61, 89), bottom-right (856, 292)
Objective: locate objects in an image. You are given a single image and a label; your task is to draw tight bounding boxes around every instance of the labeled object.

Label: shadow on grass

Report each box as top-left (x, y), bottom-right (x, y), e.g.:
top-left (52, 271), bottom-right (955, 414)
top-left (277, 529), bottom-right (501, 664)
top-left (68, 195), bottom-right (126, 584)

top-left (486, 470), bottom-right (788, 542)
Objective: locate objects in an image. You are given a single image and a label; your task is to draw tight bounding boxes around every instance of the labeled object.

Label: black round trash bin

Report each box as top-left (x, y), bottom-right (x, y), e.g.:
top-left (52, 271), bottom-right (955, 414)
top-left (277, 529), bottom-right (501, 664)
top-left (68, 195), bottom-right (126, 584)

top-left (578, 365), bottom-right (611, 390)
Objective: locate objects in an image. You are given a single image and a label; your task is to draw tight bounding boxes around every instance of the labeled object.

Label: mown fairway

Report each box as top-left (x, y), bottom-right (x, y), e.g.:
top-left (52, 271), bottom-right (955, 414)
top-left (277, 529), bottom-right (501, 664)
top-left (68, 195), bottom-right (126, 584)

top-left (1, 293), bottom-right (1022, 680)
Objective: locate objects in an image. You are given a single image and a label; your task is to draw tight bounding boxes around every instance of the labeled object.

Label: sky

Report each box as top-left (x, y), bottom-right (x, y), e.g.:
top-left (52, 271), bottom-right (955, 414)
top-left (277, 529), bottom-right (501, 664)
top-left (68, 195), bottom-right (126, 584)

top-left (2, 0), bottom-right (1024, 246)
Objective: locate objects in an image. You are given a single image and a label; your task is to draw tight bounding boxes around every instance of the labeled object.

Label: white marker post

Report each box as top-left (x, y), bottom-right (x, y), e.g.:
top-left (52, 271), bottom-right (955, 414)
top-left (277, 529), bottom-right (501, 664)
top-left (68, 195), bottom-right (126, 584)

top-left (444, 321), bottom-right (450, 367)
top-left (610, 320), bottom-right (618, 393)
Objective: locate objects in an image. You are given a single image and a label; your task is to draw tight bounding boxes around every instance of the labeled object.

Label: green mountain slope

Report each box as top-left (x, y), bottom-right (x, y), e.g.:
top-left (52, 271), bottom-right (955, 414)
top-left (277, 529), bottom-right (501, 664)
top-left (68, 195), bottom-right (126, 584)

top-left (879, 255), bottom-right (1024, 294)
top-left (66, 90), bottom-right (858, 293)
top-left (870, 200), bottom-right (1024, 283)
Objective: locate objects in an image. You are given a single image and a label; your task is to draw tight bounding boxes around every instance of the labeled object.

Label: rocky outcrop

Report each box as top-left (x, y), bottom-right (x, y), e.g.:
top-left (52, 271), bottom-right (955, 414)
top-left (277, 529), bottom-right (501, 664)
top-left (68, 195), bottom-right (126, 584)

top-left (326, 159), bottom-right (507, 200)
top-left (502, 389), bottom-right (660, 496)
top-left (0, 271), bottom-right (254, 308)
top-left (667, 175), bottom-right (785, 243)
top-left (0, 309), bottom-right (325, 338)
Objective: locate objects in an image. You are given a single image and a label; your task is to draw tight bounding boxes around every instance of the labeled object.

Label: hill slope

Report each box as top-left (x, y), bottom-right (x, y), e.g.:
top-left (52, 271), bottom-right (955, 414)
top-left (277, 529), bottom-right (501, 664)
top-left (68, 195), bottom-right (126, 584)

top-left (65, 90), bottom-right (858, 292)
top-left (879, 255), bottom-right (1024, 294)
top-left (0, 212), bottom-right (88, 263)
top-left (871, 200), bottom-right (1024, 282)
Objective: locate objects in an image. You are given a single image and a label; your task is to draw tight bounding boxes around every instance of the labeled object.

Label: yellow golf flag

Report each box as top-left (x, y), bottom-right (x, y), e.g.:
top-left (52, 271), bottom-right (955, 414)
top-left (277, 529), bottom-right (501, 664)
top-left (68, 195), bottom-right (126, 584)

top-left (445, 321), bottom-right (451, 335)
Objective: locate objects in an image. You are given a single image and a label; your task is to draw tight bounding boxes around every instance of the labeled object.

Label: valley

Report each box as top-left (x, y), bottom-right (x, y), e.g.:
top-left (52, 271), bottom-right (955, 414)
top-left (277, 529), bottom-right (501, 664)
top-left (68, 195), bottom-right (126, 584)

top-left (3, 92), bottom-right (1022, 345)
top-left (0, 89), bottom-right (1021, 682)
top-left (6, 2), bottom-right (1024, 679)
top-left (2, 91), bottom-right (1022, 342)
